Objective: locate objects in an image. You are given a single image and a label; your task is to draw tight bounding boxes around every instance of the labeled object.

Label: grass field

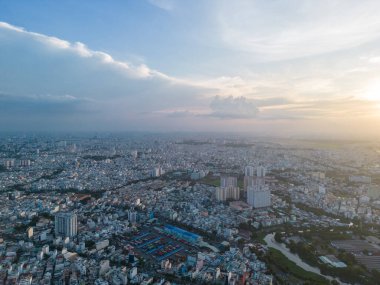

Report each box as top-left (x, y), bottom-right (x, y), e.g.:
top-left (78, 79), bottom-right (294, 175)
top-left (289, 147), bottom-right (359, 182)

top-left (200, 175), bottom-right (220, 186)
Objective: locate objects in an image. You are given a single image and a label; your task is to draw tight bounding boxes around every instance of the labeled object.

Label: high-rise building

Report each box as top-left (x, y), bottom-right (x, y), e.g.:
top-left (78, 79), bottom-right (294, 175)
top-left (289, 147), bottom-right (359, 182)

top-left (4, 159), bottom-right (15, 168)
top-left (131, 150), bottom-right (138, 159)
top-left (151, 167), bottom-right (164, 177)
top-left (247, 184), bottom-right (271, 208)
top-left (256, 166), bottom-right (266, 177)
top-left (227, 186), bottom-right (240, 200)
top-left (127, 210), bottom-right (138, 224)
top-left (19, 159), bottom-right (31, 167)
top-left (215, 187), bottom-right (227, 202)
top-left (244, 165), bottom-right (254, 193)
top-left (247, 174), bottom-right (271, 208)
top-left (244, 165), bottom-right (255, 177)
top-left (220, 176), bottom-right (238, 187)
top-left (244, 166), bottom-right (266, 193)
top-left (216, 176), bottom-right (240, 201)
top-left (55, 212), bottom-right (77, 237)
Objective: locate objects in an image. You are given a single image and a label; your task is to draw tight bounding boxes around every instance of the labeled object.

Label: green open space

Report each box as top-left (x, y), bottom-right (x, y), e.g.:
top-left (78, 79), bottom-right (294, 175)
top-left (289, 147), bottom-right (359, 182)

top-left (266, 248), bottom-right (329, 285)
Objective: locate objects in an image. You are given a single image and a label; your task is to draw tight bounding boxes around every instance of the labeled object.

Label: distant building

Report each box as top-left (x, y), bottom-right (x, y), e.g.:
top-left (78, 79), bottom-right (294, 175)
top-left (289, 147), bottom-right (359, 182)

top-left (244, 165), bottom-right (255, 177)
top-left (190, 170), bottom-right (206, 180)
top-left (215, 186), bottom-right (240, 201)
top-left (244, 166), bottom-right (254, 193)
top-left (26, 227), bottom-right (33, 239)
top-left (244, 166), bottom-right (266, 193)
top-left (99, 260), bottom-right (110, 276)
top-left (319, 255), bottom-right (347, 268)
top-left (96, 240), bottom-right (109, 251)
top-left (151, 167), bottom-right (164, 177)
top-left (55, 212), bottom-right (77, 237)
top-left (217, 176), bottom-right (240, 201)
top-left (216, 187), bottom-right (227, 201)
top-left (311, 172), bottom-right (325, 180)
top-left (368, 185), bottom-right (380, 199)
top-left (129, 267), bottom-right (137, 279)
top-left (349, 175), bottom-right (371, 184)
top-left (8, 191), bottom-right (20, 200)
top-left (247, 178), bottom-right (271, 208)
top-left (256, 166), bottom-right (266, 177)
top-left (163, 224), bottom-right (201, 243)
top-left (127, 210), bottom-right (138, 224)
top-left (318, 185), bottom-right (326, 195)
top-left (220, 176), bottom-right (237, 187)
top-left (19, 159), bottom-right (31, 167)
top-left (4, 159), bottom-right (15, 168)
top-left (131, 150), bottom-right (138, 159)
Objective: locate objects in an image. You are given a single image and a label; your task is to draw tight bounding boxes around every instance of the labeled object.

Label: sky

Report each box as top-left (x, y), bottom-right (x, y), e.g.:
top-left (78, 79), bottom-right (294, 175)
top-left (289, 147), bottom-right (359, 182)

top-left (0, 0), bottom-right (380, 139)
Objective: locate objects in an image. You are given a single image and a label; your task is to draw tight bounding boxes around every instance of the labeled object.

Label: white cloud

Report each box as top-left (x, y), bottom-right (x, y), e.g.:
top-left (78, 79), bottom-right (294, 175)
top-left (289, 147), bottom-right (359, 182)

top-left (0, 21), bottom-right (208, 131)
top-left (0, 21), bottom-right (23, 32)
top-left (43, 36), bottom-right (71, 49)
top-left (209, 96), bottom-right (259, 119)
top-left (215, 0), bottom-right (380, 61)
top-left (72, 42), bottom-right (92, 57)
top-left (369, 56), bottom-right (380, 64)
top-left (0, 21), bottom-right (165, 79)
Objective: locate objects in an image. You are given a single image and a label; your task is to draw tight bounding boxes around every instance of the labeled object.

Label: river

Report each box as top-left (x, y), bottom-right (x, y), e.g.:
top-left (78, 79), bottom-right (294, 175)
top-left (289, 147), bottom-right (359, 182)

top-left (264, 233), bottom-right (348, 285)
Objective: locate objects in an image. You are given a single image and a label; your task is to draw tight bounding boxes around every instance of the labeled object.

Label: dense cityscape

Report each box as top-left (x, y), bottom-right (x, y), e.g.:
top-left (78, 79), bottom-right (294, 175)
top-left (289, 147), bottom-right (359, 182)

top-left (0, 134), bottom-right (379, 284)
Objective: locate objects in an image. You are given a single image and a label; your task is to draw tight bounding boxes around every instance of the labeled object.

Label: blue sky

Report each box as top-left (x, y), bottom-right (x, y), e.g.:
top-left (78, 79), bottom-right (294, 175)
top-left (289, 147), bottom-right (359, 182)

top-left (0, 0), bottom-right (213, 75)
top-left (1, 0), bottom-right (380, 138)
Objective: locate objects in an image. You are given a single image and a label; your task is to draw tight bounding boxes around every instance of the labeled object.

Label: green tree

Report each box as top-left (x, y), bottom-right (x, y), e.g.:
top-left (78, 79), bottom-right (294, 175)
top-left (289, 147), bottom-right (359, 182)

top-left (274, 232), bottom-right (283, 243)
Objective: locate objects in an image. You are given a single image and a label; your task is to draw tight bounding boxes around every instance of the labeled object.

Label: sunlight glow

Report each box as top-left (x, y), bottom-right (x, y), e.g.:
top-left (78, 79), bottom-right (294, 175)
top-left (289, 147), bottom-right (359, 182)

top-left (364, 81), bottom-right (380, 101)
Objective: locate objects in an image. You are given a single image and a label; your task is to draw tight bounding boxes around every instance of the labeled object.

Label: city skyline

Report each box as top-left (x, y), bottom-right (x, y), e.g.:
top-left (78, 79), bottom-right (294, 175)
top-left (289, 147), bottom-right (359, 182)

top-left (1, 0), bottom-right (380, 138)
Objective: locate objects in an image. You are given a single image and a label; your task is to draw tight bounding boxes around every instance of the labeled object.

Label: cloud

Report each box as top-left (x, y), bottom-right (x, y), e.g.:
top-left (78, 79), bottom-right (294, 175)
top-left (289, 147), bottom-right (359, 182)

top-left (215, 0), bottom-right (380, 61)
top-left (258, 97), bottom-right (380, 120)
top-left (0, 18), bottom-right (379, 137)
top-left (166, 110), bottom-right (194, 118)
top-left (209, 96), bottom-right (259, 119)
top-left (369, 56), bottom-right (380, 64)
top-left (0, 92), bottom-right (93, 114)
top-left (0, 22), bottom-right (23, 32)
top-left (0, 22), bottom-right (208, 131)
top-left (0, 21), bottom-right (179, 80)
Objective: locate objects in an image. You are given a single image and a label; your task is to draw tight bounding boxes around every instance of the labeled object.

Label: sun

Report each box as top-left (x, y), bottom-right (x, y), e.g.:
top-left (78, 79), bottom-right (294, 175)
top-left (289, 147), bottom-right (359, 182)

top-left (364, 81), bottom-right (380, 101)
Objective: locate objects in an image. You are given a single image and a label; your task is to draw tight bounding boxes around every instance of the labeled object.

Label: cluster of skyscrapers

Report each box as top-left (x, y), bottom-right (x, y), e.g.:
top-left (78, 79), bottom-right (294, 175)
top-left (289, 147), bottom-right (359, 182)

top-left (215, 166), bottom-right (271, 208)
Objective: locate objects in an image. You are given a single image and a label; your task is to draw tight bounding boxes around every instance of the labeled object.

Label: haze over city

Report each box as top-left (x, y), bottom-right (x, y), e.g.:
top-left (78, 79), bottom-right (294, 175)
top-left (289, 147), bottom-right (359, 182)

top-left (0, 0), bottom-right (380, 138)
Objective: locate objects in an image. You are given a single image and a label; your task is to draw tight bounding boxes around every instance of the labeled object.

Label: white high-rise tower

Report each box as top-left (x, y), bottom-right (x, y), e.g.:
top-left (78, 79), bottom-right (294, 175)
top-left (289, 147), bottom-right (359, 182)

top-left (55, 212), bottom-right (78, 237)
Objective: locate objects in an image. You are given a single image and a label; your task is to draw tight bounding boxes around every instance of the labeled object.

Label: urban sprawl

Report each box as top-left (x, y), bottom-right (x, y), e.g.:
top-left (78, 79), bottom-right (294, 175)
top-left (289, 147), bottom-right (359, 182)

top-left (0, 134), bottom-right (380, 285)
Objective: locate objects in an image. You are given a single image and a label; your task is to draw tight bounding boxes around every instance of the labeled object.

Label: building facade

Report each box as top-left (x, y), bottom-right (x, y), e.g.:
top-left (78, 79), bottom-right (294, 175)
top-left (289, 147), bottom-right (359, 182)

top-left (55, 212), bottom-right (77, 237)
